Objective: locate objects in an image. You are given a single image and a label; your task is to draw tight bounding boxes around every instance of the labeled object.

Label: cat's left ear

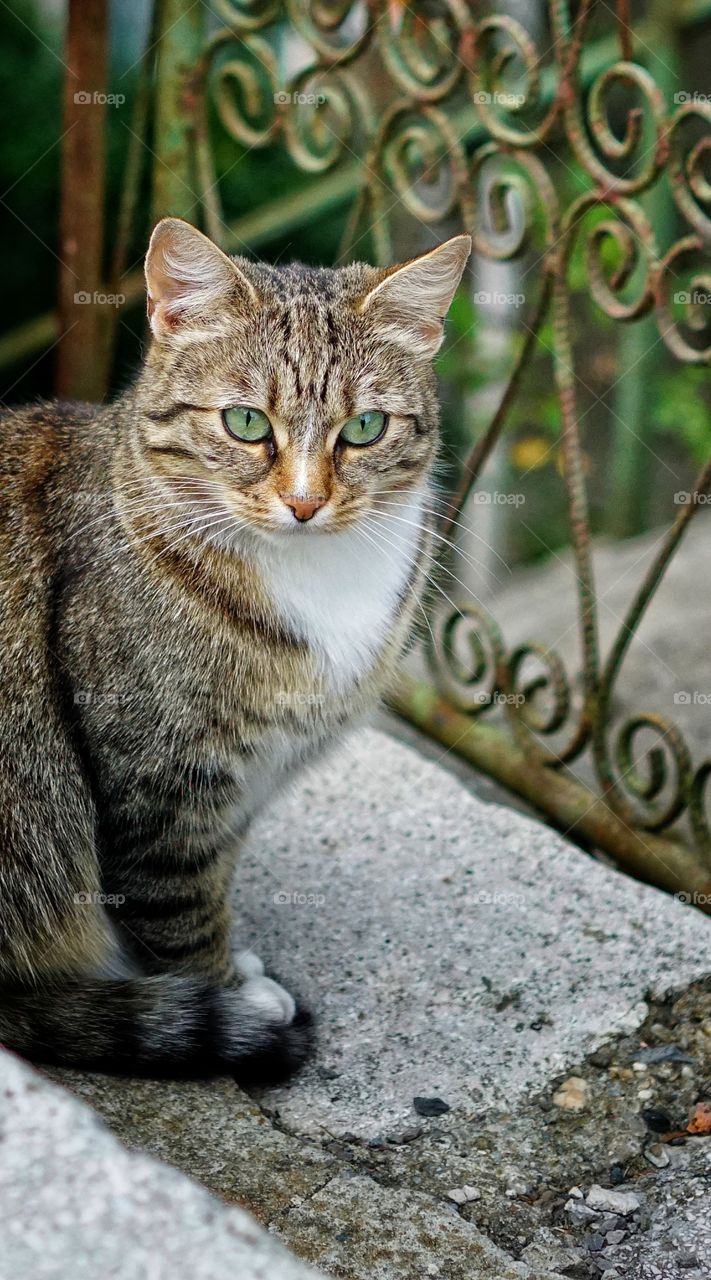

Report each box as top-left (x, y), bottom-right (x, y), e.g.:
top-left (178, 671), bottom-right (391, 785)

top-left (145, 217), bottom-right (259, 339)
top-left (359, 234), bottom-right (472, 358)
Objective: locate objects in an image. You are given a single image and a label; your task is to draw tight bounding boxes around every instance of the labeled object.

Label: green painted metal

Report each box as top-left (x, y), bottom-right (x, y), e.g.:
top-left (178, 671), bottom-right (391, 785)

top-left (151, 0), bottom-right (205, 222)
top-left (610, 0), bottom-right (681, 538)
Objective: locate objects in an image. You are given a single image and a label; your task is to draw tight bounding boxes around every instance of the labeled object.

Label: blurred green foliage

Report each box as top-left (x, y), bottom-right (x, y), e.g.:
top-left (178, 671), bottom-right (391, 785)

top-left (0, 0), bottom-right (62, 332)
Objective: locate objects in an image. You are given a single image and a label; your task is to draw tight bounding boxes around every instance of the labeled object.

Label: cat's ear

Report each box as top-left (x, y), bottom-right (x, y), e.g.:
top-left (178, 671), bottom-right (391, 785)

top-left (359, 235), bottom-right (472, 358)
top-left (145, 217), bottom-right (259, 339)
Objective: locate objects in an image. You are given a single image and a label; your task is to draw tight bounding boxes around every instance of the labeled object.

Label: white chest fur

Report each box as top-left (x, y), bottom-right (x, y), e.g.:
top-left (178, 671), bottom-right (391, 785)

top-left (253, 493), bottom-right (424, 691)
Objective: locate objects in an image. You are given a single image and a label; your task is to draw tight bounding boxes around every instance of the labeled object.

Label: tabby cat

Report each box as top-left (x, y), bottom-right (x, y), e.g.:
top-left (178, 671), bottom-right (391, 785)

top-left (0, 218), bottom-right (470, 1080)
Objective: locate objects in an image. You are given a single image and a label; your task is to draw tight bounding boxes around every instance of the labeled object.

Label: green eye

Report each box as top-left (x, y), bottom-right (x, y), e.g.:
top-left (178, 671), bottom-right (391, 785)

top-left (339, 411), bottom-right (387, 447)
top-left (223, 406), bottom-right (272, 442)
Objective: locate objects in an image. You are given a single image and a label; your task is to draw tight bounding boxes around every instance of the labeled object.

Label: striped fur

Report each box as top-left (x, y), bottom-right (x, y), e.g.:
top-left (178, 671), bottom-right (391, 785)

top-left (0, 220), bottom-right (470, 1077)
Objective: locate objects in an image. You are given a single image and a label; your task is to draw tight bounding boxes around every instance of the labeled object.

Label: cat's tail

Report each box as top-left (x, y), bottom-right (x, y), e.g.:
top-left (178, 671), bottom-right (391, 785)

top-left (0, 967), bottom-right (313, 1082)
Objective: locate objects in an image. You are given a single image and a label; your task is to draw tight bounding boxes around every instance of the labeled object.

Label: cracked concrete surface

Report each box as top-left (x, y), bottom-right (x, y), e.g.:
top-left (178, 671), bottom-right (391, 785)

top-left (4, 728), bottom-right (711, 1279)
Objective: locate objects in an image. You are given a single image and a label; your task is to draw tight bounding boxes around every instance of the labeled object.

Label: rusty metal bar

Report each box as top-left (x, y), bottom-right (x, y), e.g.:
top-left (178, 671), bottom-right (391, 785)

top-left (389, 676), bottom-right (711, 911)
top-left (56, 0), bottom-right (109, 402)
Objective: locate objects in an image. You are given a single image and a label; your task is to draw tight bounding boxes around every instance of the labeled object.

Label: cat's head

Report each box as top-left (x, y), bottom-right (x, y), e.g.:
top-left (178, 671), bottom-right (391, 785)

top-left (136, 218), bottom-right (470, 541)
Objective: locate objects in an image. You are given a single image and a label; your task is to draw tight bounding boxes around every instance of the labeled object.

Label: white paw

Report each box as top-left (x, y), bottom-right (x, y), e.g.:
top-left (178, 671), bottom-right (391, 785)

top-left (235, 950), bottom-right (265, 979)
top-left (240, 974), bottom-right (296, 1025)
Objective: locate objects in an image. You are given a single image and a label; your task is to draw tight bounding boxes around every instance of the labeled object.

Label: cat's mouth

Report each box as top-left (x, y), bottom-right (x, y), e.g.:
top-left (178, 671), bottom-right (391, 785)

top-left (242, 502), bottom-right (379, 544)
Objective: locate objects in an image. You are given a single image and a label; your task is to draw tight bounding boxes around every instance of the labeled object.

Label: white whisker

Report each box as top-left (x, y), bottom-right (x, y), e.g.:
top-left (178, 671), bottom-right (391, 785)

top-left (373, 496), bottom-right (511, 578)
top-left (360, 515), bottom-right (469, 626)
top-left (352, 524), bottom-right (438, 652)
top-left (368, 509), bottom-right (505, 602)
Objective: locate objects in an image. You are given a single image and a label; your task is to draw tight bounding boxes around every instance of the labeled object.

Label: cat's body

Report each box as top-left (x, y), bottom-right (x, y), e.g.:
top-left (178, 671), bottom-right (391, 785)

top-left (0, 220), bottom-right (470, 1078)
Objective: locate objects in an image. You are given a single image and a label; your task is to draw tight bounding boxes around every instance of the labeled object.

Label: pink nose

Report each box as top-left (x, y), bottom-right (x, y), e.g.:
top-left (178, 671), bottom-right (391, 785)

top-left (281, 494), bottom-right (327, 522)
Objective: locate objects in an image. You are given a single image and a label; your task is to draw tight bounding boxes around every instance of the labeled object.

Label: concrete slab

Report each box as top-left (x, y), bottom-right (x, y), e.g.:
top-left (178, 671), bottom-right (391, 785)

top-left (10, 728), bottom-right (711, 1280)
top-left (235, 729), bottom-right (711, 1140)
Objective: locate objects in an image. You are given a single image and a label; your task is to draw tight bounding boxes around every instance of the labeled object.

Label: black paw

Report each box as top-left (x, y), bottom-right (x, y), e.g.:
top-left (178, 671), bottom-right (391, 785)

top-left (233, 1003), bottom-right (315, 1085)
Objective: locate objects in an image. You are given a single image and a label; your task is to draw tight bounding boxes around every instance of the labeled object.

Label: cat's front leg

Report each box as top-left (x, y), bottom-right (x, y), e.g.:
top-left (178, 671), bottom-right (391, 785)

top-left (108, 837), bottom-right (238, 983)
top-left (102, 826), bottom-right (312, 1080)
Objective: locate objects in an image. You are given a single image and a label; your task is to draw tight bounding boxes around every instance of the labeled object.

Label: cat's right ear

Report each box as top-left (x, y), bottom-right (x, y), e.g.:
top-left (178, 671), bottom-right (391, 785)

top-left (145, 218), bottom-right (259, 340)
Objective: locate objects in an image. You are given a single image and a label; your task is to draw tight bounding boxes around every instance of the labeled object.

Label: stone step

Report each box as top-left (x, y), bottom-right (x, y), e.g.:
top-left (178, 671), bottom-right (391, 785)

top-left (4, 727), bottom-right (710, 1279)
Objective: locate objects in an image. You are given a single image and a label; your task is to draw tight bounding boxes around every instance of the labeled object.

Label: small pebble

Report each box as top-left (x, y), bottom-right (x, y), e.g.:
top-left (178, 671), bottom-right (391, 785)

top-left (637, 1088), bottom-right (653, 1100)
top-left (565, 1199), bottom-right (598, 1220)
top-left (446, 1185), bottom-right (479, 1205)
top-left (589, 1046), bottom-right (613, 1068)
top-left (413, 1096), bottom-right (450, 1118)
top-left (606, 1230), bottom-right (626, 1245)
top-left (641, 1107), bottom-right (672, 1132)
top-left (586, 1232), bottom-right (605, 1252)
top-left (586, 1185), bottom-right (641, 1216)
top-left (612, 1067), bottom-right (635, 1081)
top-left (644, 1143), bottom-right (670, 1169)
top-left (637, 1044), bottom-right (692, 1065)
top-left (553, 1076), bottom-right (589, 1111)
